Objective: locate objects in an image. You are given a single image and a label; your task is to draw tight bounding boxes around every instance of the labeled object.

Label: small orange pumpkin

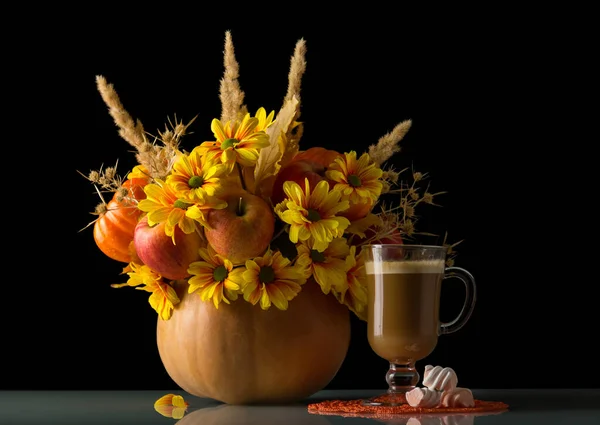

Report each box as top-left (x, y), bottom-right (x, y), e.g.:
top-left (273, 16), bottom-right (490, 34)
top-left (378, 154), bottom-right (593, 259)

top-left (93, 178), bottom-right (147, 263)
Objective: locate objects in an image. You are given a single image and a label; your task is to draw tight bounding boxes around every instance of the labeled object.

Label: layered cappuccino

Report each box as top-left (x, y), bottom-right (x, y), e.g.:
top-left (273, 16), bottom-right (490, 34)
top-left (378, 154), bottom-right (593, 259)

top-left (365, 259), bottom-right (445, 363)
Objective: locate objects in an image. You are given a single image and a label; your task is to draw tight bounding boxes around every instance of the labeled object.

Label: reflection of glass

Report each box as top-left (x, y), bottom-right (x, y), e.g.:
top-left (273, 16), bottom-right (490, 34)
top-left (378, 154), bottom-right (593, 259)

top-left (361, 245), bottom-right (477, 406)
top-left (387, 413), bottom-right (476, 424)
top-left (175, 403), bottom-right (332, 425)
top-left (309, 409), bottom-right (505, 424)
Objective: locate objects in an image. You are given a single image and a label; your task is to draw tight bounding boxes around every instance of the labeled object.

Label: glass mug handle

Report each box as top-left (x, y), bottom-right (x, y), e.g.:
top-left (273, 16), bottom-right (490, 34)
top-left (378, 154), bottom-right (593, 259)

top-left (440, 266), bottom-right (477, 335)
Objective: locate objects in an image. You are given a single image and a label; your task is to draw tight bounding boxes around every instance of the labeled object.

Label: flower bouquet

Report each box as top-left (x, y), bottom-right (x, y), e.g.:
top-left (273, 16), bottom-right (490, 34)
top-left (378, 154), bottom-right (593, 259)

top-left (83, 31), bottom-right (457, 404)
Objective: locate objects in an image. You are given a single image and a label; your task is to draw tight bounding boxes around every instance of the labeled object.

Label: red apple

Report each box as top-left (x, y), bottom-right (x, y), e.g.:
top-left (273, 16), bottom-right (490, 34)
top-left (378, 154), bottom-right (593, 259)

top-left (271, 159), bottom-right (329, 205)
top-left (133, 215), bottom-right (204, 280)
top-left (205, 189), bottom-right (275, 265)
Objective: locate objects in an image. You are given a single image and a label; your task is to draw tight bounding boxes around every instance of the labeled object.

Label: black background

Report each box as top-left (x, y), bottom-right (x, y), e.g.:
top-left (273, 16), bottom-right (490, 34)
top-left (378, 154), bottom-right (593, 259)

top-left (6, 12), bottom-right (597, 392)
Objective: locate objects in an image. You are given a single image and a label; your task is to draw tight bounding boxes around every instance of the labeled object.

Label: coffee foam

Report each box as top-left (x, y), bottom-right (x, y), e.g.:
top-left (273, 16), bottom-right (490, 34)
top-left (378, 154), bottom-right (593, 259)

top-left (364, 260), bottom-right (445, 275)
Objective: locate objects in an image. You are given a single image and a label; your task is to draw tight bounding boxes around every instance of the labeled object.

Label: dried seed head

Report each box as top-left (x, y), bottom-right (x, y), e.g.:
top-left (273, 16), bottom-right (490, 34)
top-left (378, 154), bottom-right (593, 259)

top-left (413, 171), bottom-right (423, 181)
top-left (422, 192), bottom-right (434, 204)
top-left (382, 170), bottom-right (400, 184)
top-left (104, 167), bottom-right (117, 180)
top-left (88, 170), bottom-right (100, 183)
top-left (401, 219), bottom-right (414, 235)
top-left (404, 205), bottom-right (415, 217)
top-left (94, 202), bottom-right (107, 215)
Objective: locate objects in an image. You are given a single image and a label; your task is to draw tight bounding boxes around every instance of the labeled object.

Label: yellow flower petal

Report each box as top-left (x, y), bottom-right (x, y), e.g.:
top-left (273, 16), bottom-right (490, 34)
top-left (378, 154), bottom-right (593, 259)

top-left (154, 393), bottom-right (189, 418)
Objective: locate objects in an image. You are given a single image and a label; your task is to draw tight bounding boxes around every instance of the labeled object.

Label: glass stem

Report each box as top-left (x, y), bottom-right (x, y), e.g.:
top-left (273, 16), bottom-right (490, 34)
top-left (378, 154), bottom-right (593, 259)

top-left (386, 361), bottom-right (419, 394)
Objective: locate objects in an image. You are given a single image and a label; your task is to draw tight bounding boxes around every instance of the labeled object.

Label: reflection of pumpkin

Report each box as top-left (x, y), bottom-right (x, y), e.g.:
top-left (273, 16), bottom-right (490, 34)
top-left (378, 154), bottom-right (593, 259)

top-left (93, 178), bottom-right (147, 263)
top-left (176, 403), bottom-right (331, 424)
top-left (293, 146), bottom-right (341, 168)
top-left (157, 279), bottom-right (351, 405)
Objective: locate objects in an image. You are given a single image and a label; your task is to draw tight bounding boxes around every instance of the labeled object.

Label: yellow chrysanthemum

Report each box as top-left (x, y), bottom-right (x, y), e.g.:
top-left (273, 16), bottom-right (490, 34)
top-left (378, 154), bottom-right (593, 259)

top-left (274, 179), bottom-right (351, 252)
top-left (197, 113), bottom-right (270, 169)
top-left (335, 245), bottom-right (368, 321)
top-left (296, 237), bottom-right (350, 295)
top-left (241, 250), bottom-right (307, 310)
top-left (112, 263), bottom-right (180, 321)
top-left (137, 180), bottom-right (227, 240)
top-left (254, 107), bottom-right (275, 132)
top-left (187, 244), bottom-right (244, 309)
top-left (325, 150), bottom-right (383, 204)
top-left (346, 213), bottom-right (383, 239)
top-left (166, 147), bottom-right (228, 200)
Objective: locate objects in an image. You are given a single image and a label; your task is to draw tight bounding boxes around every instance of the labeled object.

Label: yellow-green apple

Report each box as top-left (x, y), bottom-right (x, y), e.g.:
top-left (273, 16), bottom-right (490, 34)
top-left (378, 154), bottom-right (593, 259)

top-left (205, 189), bottom-right (275, 264)
top-left (133, 215), bottom-right (204, 280)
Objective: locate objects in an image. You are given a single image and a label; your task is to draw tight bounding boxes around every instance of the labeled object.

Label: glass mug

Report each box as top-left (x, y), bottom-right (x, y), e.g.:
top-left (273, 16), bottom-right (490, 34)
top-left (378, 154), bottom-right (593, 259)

top-left (361, 244), bottom-right (476, 406)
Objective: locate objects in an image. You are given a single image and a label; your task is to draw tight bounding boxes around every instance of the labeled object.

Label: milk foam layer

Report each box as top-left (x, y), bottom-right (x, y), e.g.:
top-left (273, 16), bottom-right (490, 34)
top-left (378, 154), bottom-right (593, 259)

top-left (364, 260), bottom-right (445, 275)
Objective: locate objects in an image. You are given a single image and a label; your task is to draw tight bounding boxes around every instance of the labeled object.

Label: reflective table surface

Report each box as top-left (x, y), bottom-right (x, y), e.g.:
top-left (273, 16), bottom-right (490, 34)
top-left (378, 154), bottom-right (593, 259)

top-left (1, 389), bottom-right (599, 424)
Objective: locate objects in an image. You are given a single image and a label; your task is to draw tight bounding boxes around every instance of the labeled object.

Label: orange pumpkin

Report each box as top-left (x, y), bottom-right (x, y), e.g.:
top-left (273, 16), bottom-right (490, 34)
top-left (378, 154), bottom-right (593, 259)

top-left (93, 178), bottom-right (147, 263)
top-left (292, 147), bottom-right (341, 168)
top-left (157, 279), bottom-right (351, 405)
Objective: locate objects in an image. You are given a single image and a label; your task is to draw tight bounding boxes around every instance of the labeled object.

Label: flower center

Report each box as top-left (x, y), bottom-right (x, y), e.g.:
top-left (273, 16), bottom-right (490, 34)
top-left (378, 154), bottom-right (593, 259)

top-left (221, 138), bottom-right (238, 150)
top-left (213, 265), bottom-right (228, 282)
top-left (188, 175), bottom-right (205, 188)
top-left (173, 199), bottom-right (190, 210)
top-left (348, 174), bottom-right (362, 187)
top-left (310, 249), bottom-right (326, 263)
top-left (259, 266), bottom-right (276, 284)
top-left (306, 208), bottom-right (321, 222)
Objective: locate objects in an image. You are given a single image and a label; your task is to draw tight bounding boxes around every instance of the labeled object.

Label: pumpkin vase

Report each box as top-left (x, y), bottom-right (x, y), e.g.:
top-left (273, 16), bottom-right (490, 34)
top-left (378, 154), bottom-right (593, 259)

top-left (156, 279), bottom-right (351, 405)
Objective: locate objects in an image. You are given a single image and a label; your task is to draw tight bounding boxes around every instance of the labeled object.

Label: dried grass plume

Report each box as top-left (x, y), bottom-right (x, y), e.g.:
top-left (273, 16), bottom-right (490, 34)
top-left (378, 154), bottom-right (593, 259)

top-left (96, 75), bottom-right (147, 151)
top-left (219, 31), bottom-right (245, 123)
top-left (284, 38), bottom-right (307, 105)
top-left (368, 119), bottom-right (412, 166)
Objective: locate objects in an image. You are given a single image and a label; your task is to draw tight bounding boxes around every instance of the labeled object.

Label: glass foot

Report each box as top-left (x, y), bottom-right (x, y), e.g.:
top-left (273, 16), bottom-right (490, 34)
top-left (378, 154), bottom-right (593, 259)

top-left (361, 361), bottom-right (419, 406)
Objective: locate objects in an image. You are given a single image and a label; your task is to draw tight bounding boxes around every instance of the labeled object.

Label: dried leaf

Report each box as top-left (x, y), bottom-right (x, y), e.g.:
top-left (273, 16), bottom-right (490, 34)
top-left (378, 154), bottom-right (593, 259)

top-left (253, 95), bottom-right (299, 194)
top-left (279, 121), bottom-right (302, 170)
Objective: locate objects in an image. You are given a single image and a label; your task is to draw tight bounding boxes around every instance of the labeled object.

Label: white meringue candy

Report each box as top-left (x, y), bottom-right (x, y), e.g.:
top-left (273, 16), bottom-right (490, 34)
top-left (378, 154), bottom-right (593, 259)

top-left (440, 387), bottom-right (475, 408)
top-left (423, 365), bottom-right (458, 392)
top-left (406, 387), bottom-right (442, 408)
